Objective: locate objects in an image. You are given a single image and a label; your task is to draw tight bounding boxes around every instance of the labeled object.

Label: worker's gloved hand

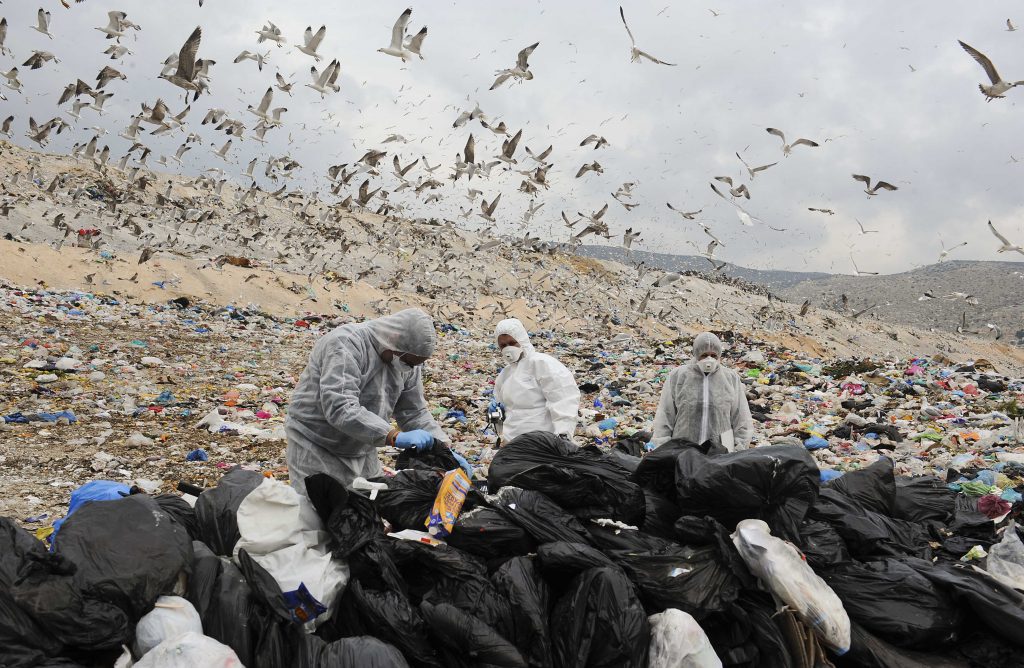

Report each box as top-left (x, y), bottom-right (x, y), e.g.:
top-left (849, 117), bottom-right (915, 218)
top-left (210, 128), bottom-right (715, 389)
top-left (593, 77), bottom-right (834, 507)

top-left (451, 451), bottom-right (473, 480)
top-left (395, 429), bottom-right (434, 452)
top-left (488, 399), bottom-right (505, 412)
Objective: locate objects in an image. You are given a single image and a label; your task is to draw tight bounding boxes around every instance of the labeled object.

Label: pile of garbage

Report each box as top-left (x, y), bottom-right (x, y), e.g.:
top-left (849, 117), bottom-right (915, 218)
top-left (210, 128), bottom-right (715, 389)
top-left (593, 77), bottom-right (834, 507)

top-left (3, 430), bottom-right (1023, 667)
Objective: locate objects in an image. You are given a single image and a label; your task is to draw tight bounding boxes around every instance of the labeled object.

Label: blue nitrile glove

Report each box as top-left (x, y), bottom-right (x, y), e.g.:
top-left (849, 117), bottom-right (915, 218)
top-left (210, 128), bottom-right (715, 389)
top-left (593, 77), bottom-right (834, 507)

top-left (395, 429), bottom-right (435, 452)
top-left (488, 399), bottom-right (505, 412)
top-left (451, 451), bottom-right (473, 479)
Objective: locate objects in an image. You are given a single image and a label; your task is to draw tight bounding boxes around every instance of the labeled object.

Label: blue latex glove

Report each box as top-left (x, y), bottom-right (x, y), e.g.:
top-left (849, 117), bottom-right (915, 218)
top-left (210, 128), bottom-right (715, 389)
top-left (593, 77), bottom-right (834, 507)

top-left (451, 451), bottom-right (473, 480)
top-left (488, 399), bottom-right (504, 412)
top-left (395, 429), bottom-right (434, 452)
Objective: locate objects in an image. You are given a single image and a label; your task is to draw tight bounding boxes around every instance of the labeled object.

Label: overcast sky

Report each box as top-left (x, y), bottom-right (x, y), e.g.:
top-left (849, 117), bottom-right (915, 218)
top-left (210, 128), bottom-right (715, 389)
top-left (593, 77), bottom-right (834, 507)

top-left (2, 0), bottom-right (1024, 274)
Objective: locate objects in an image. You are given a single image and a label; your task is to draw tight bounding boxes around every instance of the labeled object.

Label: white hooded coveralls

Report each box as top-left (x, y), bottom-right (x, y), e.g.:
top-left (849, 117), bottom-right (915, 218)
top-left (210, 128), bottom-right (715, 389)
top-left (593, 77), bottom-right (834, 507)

top-left (493, 319), bottom-right (581, 442)
top-left (285, 309), bottom-right (447, 493)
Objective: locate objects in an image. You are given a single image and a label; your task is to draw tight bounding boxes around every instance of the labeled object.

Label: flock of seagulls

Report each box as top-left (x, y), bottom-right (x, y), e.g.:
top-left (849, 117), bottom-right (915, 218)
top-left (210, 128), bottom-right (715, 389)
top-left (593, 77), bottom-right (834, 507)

top-left (0, 3), bottom-right (1017, 341)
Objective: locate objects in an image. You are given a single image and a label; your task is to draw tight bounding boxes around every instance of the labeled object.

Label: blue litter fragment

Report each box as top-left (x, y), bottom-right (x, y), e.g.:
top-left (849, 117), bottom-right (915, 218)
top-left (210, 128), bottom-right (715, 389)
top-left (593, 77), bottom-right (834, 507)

top-left (186, 448), bottom-right (209, 462)
top-left (283, 583), bottom-right (327, 624)
top-left (804, 436), bottom-right (829, 450)
top-left (819, 469), bottom-right (843, 483)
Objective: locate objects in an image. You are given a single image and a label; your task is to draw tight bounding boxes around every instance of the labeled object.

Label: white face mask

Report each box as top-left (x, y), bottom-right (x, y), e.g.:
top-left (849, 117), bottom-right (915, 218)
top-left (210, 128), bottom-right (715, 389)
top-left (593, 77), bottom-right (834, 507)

top-left (697, 357), bottom-right (720, 374)
top-left (501, 345), bottom-right (524, 363)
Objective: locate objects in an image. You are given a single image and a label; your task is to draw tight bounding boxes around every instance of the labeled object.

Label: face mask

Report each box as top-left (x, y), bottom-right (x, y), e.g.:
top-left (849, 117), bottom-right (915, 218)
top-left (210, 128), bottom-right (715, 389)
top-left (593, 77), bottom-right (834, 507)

top-left (387, 352), bottom-right (415, 369)
top-left (697, 357), bottom-right (720, 374)
top-left (501, 346), bottom-right (524, 363)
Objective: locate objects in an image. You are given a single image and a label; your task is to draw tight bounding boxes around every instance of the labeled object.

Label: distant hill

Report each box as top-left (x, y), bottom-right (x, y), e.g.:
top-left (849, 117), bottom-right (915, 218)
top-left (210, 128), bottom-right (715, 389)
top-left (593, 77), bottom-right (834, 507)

top-left (779, 260), bottom-right (1024, 346)
top-left (578, 245), bottom-right (831, 289)
top-left (579, 246), bottom-right (1023, 345)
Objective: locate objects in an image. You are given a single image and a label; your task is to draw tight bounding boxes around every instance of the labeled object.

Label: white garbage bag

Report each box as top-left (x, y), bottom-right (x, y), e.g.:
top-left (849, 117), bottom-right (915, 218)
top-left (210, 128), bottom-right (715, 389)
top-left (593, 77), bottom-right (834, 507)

top-left (232, 477), bottom-right (348, 624)
top-left (986, 522), bottom-right (1024, 591)
top-left (134, 632), bottom-right (242, 667)
top-left (648, 608), bottom-right (722, 668)
top-left (731, 519), bottom-right (850, 655)
top-left (133, 596), bottom-right (203, 659)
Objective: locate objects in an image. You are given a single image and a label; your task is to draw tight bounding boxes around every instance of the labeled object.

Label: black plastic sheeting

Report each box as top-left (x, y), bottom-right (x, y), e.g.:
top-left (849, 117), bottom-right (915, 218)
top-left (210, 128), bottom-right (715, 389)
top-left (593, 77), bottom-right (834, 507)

top-left (194, 467), bottom-right (264, 556)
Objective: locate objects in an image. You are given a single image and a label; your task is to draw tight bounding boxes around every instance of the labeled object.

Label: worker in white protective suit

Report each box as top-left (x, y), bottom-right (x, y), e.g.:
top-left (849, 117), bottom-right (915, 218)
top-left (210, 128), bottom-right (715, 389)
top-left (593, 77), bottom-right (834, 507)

top-left (652, 331), bottom-right (753, 451)
top-left (491, 318), bottom-right (581, 443)
top-left (286, 309), bottom-right (467, 494)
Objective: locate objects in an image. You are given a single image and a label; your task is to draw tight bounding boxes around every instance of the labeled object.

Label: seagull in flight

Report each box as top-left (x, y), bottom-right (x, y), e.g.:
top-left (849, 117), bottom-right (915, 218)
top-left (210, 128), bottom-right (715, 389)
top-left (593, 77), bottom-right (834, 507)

top-left (987, 220), bottom-right (1024, 255)
top-left (619, 6), bottom-right (676, 65)
top-left (735, 152), bottom-right (777, 179)
top-left (852, 174), bottom-right (898, 196)
top-left (854, 219), bottom-right (878, 235)
top-left (490, 43), bottom-right (539, 89)
top-left (958, 40), bottom-right (1024, 101)
top-left (766, 128), bottom-right (818, 155)
top-left (32, 9), bottom-right (53, 40)
top-left (850, 255), bottom-right (879, 276)
top-left (666, 203), bottom-right (702, 220)
top-left (937, 240), bottom-right (967, 263)
top-left (297, 25), bottom-right (327, 61)
top-left (378, 8), bottom-right (416, 61)
top-left (1008, 19), bottom-right (1018, 32)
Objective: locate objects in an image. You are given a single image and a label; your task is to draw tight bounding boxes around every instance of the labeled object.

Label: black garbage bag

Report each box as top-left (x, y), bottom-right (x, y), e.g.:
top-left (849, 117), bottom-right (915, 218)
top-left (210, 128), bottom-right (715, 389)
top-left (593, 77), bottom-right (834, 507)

top-left (821, 559), bottom-right (961, 648)
top-left (585, 522), bottom-right (680, 554)
top-left (305, 473), bottom-right (384, 558)
top-left (612, 545), bottom-right (743, 617)
top-left (302, 634), bottom-right (411, 668)
top-left (446, 506), bottom-right (537, 562)
top-left (489, 487), bottom-right (591, 545)
top-left (947, 495), bottom-right (998, 544)
top-left (0, 586), bottom-right (63, 668)
top-left (53, 493), bottom-right (193, 621)
top-left (718, 591), bottom-right (796, 667)
top-left (613, 437), bottom-right (646, 458)
top-left (900, 557), bottom-right (1024, 648)
top-left (810, 488), bottom-right (933, 559)
top-left (331, 579), bottom-right (441, 668)
top-left (194, 467), bottom-right (263, 556)
top-left (550, 566), bottom-right (649, 668)
top-left (836, 622), bottom-right (970, 668)
top-left (186, 540), bottom-right (222, 620)
top-left (606, 447), bottom-right (641, 474)
top-left (491, 557), bottom-right (552, 668)
top-left (797, 519), bottom-right (851, 569)
top-left (641, 490), bottom-right (680, 539)
top-left (420, 601), bottom-right (527, 668)
top-left (893, 476), bottom-right (956, 523)
top-left (345, 537), bottom-right (407, 595)
top-left (827, 456), bottom-right (896, 516)
top-left (674, 445), bottom-right (819, 541)
top-left (154, 493), bottom-right (199, 539)
top-left (370, 469), bottom-right (442, 531)
top-left (396, 441), bottom-right (463, 474)
top-left (491, 432), bottom-right (645, 526)
top-left (535, 542), bottom-right (615, 591)
top-left (631, 439), bottom-right (720, 503)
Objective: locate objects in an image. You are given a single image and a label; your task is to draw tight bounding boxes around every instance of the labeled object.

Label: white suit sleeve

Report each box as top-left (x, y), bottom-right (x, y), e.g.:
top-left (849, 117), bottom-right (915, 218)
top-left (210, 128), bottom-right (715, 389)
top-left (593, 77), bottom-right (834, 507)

top-left (652, 369), bottom-right (680, 446)
top-left (317, 343), bottom-right (393, 446)
top-left (393, 368), bottom-right (448, 443)
top-left (731, 377), bottom-right (753, 449)
top-left (533, 356), bottom-right (580, 436)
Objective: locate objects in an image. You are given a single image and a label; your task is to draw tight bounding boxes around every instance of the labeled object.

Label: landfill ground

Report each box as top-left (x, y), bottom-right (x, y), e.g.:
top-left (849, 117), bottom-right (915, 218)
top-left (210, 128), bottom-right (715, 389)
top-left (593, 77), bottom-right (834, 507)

top-left (2, 262), bottom-right (1022, 532)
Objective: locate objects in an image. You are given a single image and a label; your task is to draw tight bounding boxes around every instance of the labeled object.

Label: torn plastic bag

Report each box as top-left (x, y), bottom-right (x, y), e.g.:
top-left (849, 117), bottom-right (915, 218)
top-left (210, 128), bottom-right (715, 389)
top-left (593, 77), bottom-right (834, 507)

top-left (901, 557), bottom-right (1024, 647)
top-left (194, 467), bottom-right (264, 556)
top-left (371, 469), bottom-right (442, 531)
top-left (893, 476), bottom-right (956, 523)
top-left (731, 519), bottom-right (850, 655)
top-left (134, 595), bottom-right (204, 658)
top-left (446, 506), bottom-right (537, 562)
top-left (797, 520), bottom-right (851, 570)
top-left (675, 445), bottom-right (820, 542)
top-left (305, 473), bottom-right (384, 559)
top-left (613, 546), bottom-right (743, 618)
top-left (820, 559), bottom-right (961, 648)
top-left (330, 579), bottom-right (441, 668)
top-left (303, 635), bottom-right (411, 668)
top-left (827, 456), bottom-right (895, 516)
top-left (54, 493), bottom-right (193, 621)
top-left (396, 441), bottom-right (462, 474)
top-left (490, 432), bottom-right (645, 526)
top-left (420, 601), bottom-right (527, 668)
top-left (491, 556), bottom-right (552, 668)
top-left (986, 522), bottom-right (1024, 590)
top-left (837, 622), bottom-right (969, 668)
top-left (551, 566), bottom-right (649, 668)
top-left (133, 631), bottom-right (242, 667)
top-left (632, 440), bottom-right (721, 503)
top-left (489, 487), bottom-right (591, 545)
top-left (648, 608), bottom-right (722, 668)
top-left (810, 488), bottom-right (933, 559)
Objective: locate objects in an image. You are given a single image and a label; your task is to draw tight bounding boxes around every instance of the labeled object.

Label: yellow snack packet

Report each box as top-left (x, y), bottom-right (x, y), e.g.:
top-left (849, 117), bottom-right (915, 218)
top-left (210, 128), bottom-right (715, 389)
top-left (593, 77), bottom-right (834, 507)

top-left (425, 468), bottom-right (471, 538)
